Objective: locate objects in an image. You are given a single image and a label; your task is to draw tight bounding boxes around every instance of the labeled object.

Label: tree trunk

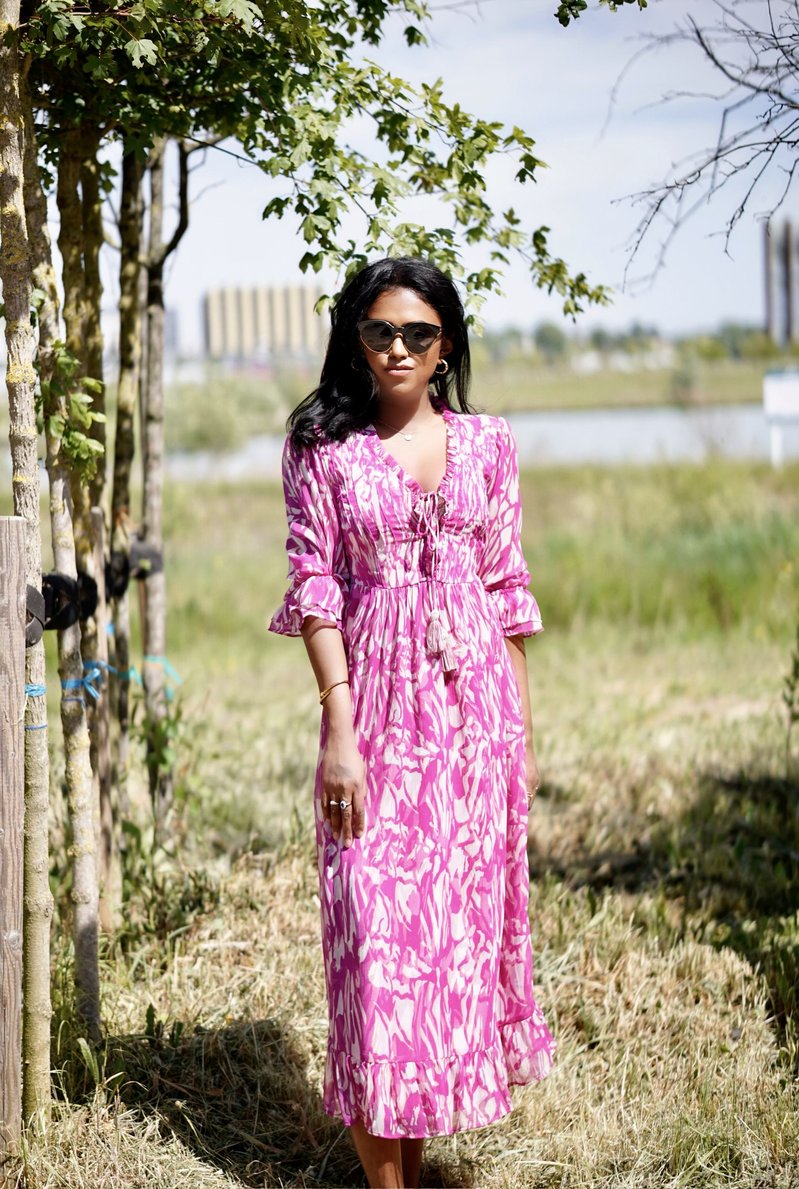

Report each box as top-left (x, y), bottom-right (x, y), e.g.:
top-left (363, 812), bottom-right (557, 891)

top-left (139, 138), bottom-right (190, 832)
top-left (110, 146), bottom-right (144, 830)
top-left (141, 139), bottom-right (172, 830)
top-left (78, 138), bottom-right (113, 886)
top-left (51, 130), bottom-right (101, 1044)
top-left (2, 33), bottom-right (53, 1134)
top-left (59, 130), bottom-right (107, 816)
top-left (79, 139), bottom-right (105, 512)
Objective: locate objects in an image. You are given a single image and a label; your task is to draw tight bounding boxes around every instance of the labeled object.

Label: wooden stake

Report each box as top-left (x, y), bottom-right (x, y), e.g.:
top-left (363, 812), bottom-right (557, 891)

top-left (0, 517), bottom-right (26, 1166)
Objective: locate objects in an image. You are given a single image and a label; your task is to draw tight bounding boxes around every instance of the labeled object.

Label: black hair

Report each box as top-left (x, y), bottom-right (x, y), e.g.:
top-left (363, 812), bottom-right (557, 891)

top-left (287, 256), bottom-right (473, 447)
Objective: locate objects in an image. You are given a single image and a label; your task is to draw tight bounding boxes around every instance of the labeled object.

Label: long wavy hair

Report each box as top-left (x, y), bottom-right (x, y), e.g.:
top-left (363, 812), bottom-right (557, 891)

top-left (287, 257), bottom-right (473, 447)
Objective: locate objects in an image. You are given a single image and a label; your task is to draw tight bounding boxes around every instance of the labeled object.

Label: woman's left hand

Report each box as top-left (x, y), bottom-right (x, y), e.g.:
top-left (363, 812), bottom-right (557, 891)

top-left (525, 738), bottom-right (540, 809)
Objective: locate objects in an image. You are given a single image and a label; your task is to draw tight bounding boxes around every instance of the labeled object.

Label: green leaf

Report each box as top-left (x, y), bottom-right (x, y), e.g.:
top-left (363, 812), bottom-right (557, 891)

top-left (125, 38), bottom-right (158, 68)
top-left (404, 26), bottom-right (426, 47)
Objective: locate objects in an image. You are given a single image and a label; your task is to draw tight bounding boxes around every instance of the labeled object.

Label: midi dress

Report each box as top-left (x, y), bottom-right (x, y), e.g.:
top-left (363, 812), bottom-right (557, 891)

top-left (269, 404), bottom-right (556, 1138)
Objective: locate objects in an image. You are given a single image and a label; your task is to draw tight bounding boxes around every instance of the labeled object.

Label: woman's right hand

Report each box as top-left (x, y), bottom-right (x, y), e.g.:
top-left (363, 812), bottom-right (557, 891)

top-left (321, 729), bottom-right (366, 848)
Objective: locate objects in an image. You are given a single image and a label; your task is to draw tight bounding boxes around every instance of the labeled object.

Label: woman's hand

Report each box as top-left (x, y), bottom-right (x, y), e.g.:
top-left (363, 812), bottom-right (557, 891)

top-left (321, 729), bottom-right (366, 847)
top-left (525, 737), bottom-right (540, 810)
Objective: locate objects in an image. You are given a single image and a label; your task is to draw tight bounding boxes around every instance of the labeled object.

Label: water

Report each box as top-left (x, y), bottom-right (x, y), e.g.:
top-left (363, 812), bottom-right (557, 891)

top-left (506, 402), bottom-right (799, 466)
top-left (7, 402), bottom-right (795, 484)
top-left (163, 402), bottom-right (799, 481)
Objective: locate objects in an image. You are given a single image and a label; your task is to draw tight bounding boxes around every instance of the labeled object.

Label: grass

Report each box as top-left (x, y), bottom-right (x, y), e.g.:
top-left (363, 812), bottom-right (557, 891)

top-left (469, 355), bottom-right (771, 415)
top-left (3, 459), bottom-right (799, 1187)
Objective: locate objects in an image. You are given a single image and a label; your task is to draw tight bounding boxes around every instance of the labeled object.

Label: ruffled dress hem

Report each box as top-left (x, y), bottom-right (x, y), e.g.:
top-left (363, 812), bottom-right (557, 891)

top-left (489, 587), bottom-right (544, 638)
top-left (322, 1007), bottom-right (556, 1138)
top-left (268, 575), bottom-right (346, 636)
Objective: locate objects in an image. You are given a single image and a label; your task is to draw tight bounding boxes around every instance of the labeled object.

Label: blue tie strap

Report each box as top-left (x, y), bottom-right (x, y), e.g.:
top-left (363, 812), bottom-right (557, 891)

top-left (143, 655), bottom-right (183, 686)
top-left (24, 682), bottom-right (49, 730)
top-left (144, 654), bottom-right (182, 700)
top-left (61, 664), bottom-right (102, 703)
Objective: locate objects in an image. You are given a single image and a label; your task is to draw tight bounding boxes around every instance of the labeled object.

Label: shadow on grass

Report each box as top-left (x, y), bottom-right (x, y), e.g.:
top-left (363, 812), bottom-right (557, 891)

top-left (101, 1016), bottom-right (359, 1187)
top-left (83, 1016), bottom-right (476, 1189)
top-left (530, 769), bottom-right (799, 1068)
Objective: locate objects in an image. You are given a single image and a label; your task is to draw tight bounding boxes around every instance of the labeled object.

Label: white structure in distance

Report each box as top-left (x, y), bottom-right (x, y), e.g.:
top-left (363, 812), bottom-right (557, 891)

top-left (203, 285), bottom-right (329, 364)
top-left (763, 369), bottom-right (799, 468)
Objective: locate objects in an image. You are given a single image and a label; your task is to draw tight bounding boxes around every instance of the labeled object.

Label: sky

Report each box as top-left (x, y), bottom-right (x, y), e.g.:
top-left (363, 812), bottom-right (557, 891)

top-left (98, 0), bottom-right (786, 353)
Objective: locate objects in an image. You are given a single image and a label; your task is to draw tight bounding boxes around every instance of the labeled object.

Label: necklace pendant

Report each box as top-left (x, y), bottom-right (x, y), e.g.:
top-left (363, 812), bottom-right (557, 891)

top-left (402, 432), bottom-right (413, 441)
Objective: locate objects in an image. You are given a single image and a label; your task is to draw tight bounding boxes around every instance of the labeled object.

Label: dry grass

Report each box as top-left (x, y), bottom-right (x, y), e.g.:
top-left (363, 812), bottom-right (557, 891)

top-left (14, 833), bottom-right (798, 1188)
top-left (5, 463), bottom-right (799, 1188)
top-left (13, 627), bottom-right (799, 1189)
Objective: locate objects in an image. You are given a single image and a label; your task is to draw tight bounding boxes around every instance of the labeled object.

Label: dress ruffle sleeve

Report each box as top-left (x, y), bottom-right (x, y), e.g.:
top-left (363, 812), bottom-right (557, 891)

top-left (478, 417), bottom-right (543, 638)
top-left (268, 433), bottom-right (349, 637)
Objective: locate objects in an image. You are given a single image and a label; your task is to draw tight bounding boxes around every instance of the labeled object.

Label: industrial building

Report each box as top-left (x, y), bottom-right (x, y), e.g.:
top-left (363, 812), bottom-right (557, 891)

top-left (203, 285), bottom-right (328, 363)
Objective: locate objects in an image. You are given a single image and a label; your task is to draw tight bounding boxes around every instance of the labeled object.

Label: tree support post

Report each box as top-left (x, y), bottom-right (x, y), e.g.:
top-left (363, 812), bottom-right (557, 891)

top-left (0, 517), bottom-right (26, 1171)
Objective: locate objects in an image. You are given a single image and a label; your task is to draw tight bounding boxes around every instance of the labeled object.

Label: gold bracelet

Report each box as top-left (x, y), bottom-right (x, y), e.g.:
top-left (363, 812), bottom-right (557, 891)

top-left (319, 679), bottom-right (349, 705)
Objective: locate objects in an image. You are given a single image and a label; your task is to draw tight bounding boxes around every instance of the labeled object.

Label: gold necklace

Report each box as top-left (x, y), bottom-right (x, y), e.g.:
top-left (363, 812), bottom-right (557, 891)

top-left (374, 415), bottom-right (438, 442)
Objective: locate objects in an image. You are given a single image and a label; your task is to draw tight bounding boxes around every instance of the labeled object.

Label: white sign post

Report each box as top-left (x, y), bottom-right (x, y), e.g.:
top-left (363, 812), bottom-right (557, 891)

top-left (763, 370), bottom-right (799, 468)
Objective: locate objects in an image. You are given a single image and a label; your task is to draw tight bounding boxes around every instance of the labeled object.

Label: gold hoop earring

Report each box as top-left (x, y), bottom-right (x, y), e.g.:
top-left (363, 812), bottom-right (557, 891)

top-left (435, 359), bottom-right (449, 376)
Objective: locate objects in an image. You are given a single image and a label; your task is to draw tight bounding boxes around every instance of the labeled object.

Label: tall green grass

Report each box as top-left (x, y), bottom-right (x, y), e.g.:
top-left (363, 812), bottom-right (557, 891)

top-left (520, 462), bottom-right (799, 636)
top-left (156, 460), bottom-right (799, 661)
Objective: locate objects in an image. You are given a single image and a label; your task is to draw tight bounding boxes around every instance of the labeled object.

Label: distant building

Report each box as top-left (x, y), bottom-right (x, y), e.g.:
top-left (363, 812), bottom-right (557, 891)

top-left (203, 285), bottom-right (328, 363)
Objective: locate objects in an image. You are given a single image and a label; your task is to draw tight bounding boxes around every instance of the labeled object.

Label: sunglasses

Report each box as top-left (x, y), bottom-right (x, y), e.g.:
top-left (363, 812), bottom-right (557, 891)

top-left (357, 319), bottom-right (442, 355)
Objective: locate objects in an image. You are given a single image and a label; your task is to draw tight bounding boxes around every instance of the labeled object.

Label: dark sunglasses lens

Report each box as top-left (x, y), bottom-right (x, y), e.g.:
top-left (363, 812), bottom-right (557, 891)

top-left (359, 321), bottom-right (393, 351)
top-left (405, 324), bottom-right (439, 353)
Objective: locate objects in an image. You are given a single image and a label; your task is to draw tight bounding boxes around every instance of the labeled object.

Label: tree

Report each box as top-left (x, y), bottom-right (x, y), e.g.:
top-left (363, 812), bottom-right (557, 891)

top-left (535, 321), bottom-right (569, 362)
top-left (109, 144), bottom-right (144, 839)
top-left (621, 2), bottom-right (799, 272)
top-left (139, 138), bottom-right (191, 828)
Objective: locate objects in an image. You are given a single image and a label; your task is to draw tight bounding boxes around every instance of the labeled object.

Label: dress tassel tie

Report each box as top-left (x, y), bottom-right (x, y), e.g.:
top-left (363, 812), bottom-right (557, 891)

top-left (415, 489), bottom-right (459, 675)
top-left (425, 608), bottom-right (458, 673)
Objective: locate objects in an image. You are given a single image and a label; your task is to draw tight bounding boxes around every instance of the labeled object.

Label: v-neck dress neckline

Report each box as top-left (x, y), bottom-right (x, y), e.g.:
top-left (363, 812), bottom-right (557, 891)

top-left (366, 405), bottom-right (454, 498)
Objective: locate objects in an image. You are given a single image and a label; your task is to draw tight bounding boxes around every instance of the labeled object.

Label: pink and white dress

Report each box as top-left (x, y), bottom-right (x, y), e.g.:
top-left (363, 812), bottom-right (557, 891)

top-left (269, 405), bottom-right (556, 1138)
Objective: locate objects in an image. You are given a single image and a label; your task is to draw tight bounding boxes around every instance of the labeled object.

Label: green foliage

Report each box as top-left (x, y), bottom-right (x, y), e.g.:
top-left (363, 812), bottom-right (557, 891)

top-left (131, 690), bottom-right (186, 790)
top-left (24, 0), bottom-right (612, 319)
top-left (678, 323), bottom-right (783, 362)
top-left (36, 340), bottom-right (105, 482)
top-left (534, 320), bottom-right (568, 361)
top-left (670, 347), bottom-right (699, 405)
top-left (117, 815), bottom-right (220, 954)
top-left (555, 0), bottom-right (647, 27)
top-left (164, 366), bottom-right (306, 451)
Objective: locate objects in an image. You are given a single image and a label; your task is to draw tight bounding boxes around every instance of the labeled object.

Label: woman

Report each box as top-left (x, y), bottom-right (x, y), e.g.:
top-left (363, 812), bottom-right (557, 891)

top-left (269, 257), bottom-right (555, 1188)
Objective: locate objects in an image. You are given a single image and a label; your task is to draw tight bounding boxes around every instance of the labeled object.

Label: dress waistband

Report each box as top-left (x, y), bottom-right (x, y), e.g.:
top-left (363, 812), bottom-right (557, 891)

top-left (349, 575), bottom-right (479, 591)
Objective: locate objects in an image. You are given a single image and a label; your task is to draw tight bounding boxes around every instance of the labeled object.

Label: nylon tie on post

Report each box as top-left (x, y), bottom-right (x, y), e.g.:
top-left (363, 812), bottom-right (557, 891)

top-left (61, 663), bottom-right (102, 704)
top-left (87, 656), bottom-right (143, 686)
top-left (24, 682), bottom-right (48, 731)
top-left (144, 654), bottom-right (183, 701)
